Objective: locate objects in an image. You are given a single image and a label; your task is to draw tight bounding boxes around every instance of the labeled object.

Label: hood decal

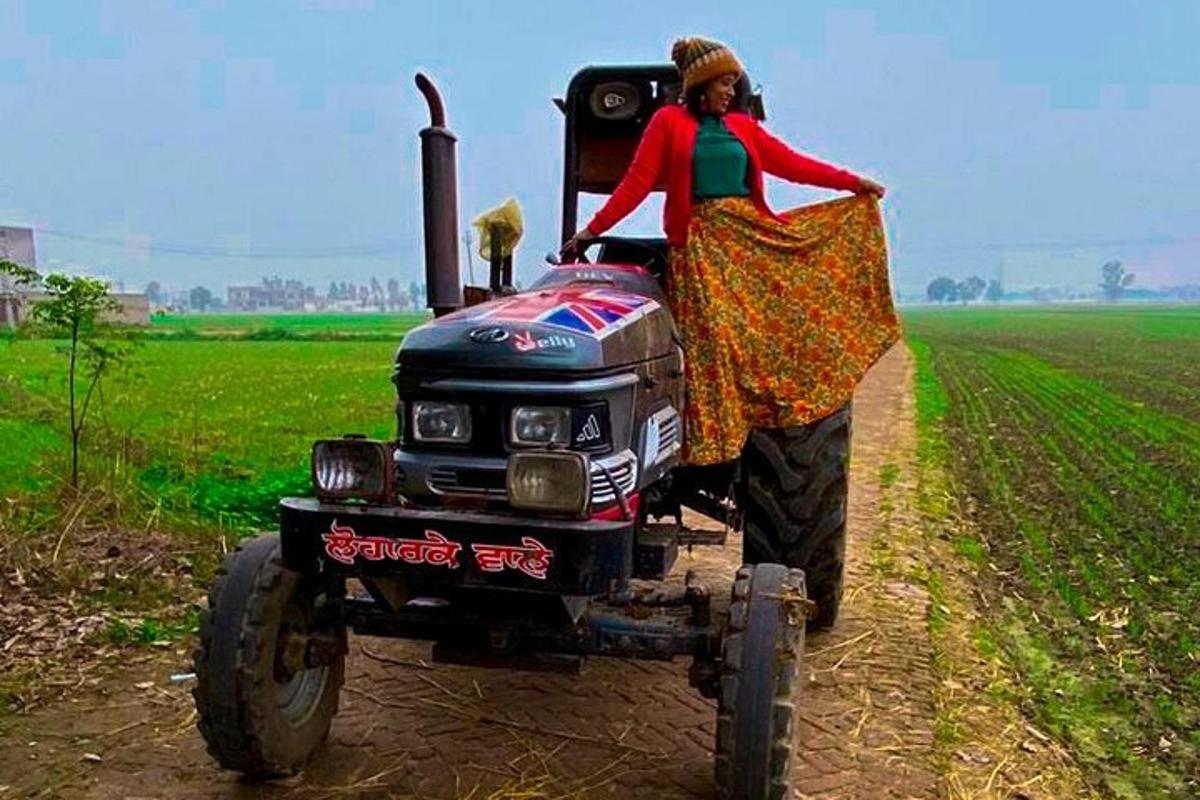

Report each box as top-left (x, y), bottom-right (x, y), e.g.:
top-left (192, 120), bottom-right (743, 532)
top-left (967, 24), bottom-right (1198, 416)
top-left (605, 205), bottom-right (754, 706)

top-left (468, 287), bottom-right (660, 340)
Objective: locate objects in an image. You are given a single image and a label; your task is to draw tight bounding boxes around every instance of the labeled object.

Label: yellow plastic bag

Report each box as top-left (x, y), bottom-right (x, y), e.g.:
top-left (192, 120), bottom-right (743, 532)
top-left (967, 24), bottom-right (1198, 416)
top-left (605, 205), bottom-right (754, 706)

top-left (471, 197), bottom-right (524, 260)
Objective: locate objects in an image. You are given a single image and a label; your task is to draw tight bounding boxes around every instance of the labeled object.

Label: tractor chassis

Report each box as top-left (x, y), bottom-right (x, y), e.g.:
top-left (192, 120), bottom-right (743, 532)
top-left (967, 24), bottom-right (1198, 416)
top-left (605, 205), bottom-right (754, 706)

top-left (296, 570), bottom-right (722, 696)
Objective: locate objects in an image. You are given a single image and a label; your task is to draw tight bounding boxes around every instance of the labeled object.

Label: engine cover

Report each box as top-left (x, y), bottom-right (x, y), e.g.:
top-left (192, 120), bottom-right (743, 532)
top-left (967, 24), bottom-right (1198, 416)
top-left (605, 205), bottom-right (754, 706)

top-left (396, 264), bottom-right (676, 375)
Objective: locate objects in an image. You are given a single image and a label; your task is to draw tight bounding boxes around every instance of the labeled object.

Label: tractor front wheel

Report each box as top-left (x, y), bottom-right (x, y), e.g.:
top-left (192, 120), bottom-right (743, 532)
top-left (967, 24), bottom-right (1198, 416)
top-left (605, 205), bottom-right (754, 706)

top-left (714, 563), bottom-right (807, 800)
top-left (193, 533), bottom-right (345, 778)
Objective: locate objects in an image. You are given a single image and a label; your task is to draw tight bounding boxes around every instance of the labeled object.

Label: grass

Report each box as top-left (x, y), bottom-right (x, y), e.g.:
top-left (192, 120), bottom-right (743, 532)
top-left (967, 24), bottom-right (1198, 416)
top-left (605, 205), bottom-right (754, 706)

top-left (1, 312), bottom-right (418, 529)
top-left (906, 304), bottom-right (1200, 799)
top-left (146, 311), bottom-right (429, 340)
top-left (1, 312), bottom-right (420, 706)
top-left (100, 607), bottom-right (202, 647)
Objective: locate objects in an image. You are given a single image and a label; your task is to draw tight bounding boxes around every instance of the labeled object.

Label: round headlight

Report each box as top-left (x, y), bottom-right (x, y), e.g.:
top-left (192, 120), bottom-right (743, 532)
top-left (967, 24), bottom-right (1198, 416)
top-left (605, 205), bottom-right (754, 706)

top-left (511, 406), bottom-right (570, 446)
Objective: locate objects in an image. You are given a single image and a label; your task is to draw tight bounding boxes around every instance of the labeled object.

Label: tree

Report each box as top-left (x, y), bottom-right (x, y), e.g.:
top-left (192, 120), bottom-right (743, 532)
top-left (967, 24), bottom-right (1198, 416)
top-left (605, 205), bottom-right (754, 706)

top-left (985, 279), bottom-right (1003, 303)
top-left (1100, 260), bottom-right (1134, 301)
top-left (145, 280), bottom-right (163, 305)
top-left (327, 280), bottom-right (340, 301)
top-left (2, 260), bottom-right (137, 489)
top-left (926, 276), bottom-right (959, 304)
top-left (189, 285), bottom-right (214, 311)
top-left (959, 275), bottom-right (987, 304)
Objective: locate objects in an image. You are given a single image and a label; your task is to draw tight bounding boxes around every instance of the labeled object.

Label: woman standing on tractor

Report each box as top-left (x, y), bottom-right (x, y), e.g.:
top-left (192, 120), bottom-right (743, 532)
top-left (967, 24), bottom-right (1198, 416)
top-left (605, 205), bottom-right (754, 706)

top-left (566, 37), bottom-right (900, 466)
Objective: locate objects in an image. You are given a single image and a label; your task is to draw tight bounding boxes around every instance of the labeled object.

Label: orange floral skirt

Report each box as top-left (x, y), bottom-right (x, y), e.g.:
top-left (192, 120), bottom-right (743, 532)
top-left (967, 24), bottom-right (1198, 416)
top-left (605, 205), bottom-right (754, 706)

top-left (667, 195), bottom-right (901, 465)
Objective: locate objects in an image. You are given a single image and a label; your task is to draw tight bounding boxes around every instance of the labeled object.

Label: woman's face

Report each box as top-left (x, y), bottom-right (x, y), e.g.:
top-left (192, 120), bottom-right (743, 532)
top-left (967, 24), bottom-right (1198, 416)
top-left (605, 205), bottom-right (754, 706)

top-left (701, 73), bottom-right (739, 114)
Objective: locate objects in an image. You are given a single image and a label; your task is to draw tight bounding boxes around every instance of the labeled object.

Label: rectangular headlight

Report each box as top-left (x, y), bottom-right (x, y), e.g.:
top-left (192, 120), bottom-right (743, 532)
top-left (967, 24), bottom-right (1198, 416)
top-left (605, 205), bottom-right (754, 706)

top-left (507, 451), bottom-right (590, 516)
top-left (412, 401), bottom-right (472, 443)
top-left (511, 406), bottom-right (570, 447)
top-left (312, 438), bottom-right (391, 502)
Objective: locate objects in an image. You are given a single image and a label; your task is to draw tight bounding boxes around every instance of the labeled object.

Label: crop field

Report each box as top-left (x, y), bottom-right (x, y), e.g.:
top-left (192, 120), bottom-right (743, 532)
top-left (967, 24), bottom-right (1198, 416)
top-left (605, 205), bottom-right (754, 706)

top-left (905, 306), bottom-right (1200, 798)
top-left (1, 312), bottom-right (426, 528)
top-left (4, 305), bottom-right (1199, 796)
top-left (147, 311), bottom-right (427, 339)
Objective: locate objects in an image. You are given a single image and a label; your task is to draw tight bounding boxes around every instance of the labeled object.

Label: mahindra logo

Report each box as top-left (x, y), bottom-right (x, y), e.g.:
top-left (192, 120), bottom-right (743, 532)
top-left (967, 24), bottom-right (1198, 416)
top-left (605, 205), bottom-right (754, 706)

top-left (576, 414), bottom-right (601, 443)
top-left (469, 327), bottom-right (509, 344)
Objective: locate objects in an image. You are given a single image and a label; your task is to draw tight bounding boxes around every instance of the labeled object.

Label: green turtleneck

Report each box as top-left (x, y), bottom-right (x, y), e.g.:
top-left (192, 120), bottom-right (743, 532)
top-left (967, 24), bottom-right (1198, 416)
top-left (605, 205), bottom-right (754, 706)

top-left (691, 114), bottom-right (750, 199)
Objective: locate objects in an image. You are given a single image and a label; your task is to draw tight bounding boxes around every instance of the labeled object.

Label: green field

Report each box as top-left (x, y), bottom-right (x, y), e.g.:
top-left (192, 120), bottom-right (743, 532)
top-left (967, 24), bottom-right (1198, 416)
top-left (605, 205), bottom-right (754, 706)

top-left (906, 306), bottom-right (1200, 799)
top-left (4, 306), bottom-right (1199, 796)
top-left (0, 312), bottom-right (426, 528)
top-left (146, 311), bottom-right (428, 339)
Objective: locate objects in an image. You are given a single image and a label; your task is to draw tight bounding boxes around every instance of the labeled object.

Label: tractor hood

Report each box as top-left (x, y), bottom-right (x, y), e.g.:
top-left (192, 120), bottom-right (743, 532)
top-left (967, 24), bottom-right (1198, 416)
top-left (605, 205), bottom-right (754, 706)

top-left (396, 266), bottom-right (676, 375)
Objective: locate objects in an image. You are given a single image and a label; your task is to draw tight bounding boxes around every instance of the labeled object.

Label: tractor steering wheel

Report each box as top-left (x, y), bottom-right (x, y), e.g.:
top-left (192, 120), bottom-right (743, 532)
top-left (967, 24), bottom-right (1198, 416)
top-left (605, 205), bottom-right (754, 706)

top-left (562, 236), bottom-right (666, 275)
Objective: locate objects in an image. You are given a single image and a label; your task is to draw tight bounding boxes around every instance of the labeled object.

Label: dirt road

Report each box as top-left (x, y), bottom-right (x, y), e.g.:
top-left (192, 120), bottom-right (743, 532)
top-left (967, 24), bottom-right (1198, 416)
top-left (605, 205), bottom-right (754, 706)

top-left (0, 344), bottom-right (946, 799)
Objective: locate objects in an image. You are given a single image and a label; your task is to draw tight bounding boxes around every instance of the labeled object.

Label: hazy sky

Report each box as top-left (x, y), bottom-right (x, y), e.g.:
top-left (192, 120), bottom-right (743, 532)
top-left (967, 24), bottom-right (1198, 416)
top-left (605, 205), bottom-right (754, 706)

top-left (1, 0), bottom-right (1197, 297)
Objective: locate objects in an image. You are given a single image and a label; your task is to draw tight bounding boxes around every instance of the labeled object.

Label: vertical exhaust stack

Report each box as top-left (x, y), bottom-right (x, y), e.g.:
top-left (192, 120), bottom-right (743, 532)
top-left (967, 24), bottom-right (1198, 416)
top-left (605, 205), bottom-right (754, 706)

top-left (415, 73), bottom-right (463, 317)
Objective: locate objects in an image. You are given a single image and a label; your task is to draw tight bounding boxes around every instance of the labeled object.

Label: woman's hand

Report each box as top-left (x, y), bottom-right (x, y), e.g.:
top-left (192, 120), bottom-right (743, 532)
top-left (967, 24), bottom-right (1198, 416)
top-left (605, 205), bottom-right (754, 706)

top-left (854, 177), bottom-right (886, 198)
top-left (562, 226), bottom-right (596, 257)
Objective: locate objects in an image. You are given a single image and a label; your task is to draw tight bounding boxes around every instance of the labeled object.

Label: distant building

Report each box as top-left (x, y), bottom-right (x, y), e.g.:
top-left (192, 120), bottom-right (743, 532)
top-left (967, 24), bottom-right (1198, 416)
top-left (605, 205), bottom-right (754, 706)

top-left (0, 226), bottom-right (36, 328)
top-left (0, 226), bottom-right (148, 326)
top-left (227, 276), bottom-right (316, 311)
top-left (5, 290), bottom-right (150, 327)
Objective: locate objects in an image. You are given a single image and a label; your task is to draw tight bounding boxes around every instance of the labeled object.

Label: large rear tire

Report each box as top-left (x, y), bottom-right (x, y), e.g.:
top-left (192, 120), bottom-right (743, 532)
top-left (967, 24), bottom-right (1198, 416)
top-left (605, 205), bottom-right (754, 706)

top-left (714, 563), bottom-right (806, 800)
top-left (193, 533), bottom-right (345, 778)
top-left (741, 404), bottom-right (850, 630)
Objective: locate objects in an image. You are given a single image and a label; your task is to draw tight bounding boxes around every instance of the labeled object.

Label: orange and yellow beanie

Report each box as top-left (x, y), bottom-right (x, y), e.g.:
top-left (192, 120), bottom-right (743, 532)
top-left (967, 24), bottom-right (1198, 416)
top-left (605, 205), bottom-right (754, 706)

top-left (671, 36), bottom-right (744, 93)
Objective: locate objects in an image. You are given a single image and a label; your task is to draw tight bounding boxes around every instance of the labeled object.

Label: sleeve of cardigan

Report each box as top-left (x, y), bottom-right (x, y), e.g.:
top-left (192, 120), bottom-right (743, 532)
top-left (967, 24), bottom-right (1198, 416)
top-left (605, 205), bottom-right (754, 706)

top-left (753, 123), bottom-right (861, 191)
top-left (585, 108), bottom-right (669, 235)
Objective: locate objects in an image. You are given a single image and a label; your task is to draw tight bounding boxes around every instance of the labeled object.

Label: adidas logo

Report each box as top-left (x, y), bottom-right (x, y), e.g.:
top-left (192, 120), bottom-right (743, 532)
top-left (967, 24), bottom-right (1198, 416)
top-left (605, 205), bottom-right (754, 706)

top-left (576, 414), bottom-right (601, 443)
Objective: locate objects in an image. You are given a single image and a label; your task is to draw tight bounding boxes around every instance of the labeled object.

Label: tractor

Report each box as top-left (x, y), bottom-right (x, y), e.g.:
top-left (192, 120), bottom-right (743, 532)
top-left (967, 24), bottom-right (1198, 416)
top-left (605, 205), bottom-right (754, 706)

top-left (192, 64), bottom-right (850, 800)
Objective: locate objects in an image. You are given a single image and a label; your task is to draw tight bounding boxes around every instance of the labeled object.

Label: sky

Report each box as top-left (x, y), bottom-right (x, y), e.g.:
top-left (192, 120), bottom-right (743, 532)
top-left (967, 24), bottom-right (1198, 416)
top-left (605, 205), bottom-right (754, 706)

top-left (1, 0), bottom-right (1198, 299)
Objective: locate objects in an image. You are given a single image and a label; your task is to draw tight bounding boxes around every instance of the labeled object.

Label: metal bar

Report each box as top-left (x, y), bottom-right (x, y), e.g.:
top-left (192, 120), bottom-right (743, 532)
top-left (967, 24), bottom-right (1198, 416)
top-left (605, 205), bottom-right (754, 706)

top-left (420, 372), bottom-right (639, 395)
top-left (489, 222), bottom-right (502, 292)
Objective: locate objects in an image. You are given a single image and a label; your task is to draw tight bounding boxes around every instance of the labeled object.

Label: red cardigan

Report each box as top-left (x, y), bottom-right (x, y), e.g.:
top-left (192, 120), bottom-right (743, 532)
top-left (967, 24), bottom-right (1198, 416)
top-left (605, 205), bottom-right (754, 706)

top-left (586, 104), bottom-right (862, 246)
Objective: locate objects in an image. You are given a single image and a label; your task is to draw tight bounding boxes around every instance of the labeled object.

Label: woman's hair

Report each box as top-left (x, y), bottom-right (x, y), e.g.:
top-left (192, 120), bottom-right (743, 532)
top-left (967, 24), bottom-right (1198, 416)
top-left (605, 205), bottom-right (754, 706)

top-left (683, 72), bottom-right (752, 117)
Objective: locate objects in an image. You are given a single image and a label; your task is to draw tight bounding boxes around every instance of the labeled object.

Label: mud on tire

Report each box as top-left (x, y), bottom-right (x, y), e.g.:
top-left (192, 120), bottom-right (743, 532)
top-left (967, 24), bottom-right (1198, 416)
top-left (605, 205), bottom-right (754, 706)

top-left (192, 533), bottom-right (345, 778)
top-left (715, 563), bottom-right (806, 800)
top-left (741, 404), bottom-right (850, 629)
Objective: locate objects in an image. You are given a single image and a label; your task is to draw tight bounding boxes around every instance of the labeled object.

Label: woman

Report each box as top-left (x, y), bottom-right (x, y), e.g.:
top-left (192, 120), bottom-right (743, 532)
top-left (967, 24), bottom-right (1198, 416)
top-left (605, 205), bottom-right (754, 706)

top-left (566, 36), bottom-right (901, 466)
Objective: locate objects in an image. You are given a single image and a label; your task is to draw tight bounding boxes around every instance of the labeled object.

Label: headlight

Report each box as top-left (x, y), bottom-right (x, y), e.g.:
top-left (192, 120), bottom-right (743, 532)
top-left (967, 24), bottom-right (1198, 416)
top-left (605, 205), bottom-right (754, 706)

top-left (511, 406), bottom-right (570, 447)
top-left (312, 438), bottom-right (391, 502)
top-left (412, 401), bottom-right (472, 443)
top-left (507, 451), bottom-right (590, 516)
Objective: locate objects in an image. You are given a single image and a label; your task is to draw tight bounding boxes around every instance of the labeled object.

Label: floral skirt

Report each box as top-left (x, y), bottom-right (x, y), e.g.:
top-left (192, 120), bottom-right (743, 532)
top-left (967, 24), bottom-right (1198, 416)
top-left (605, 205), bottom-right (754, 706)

top-left (667, 195), bottom-right (901, 465)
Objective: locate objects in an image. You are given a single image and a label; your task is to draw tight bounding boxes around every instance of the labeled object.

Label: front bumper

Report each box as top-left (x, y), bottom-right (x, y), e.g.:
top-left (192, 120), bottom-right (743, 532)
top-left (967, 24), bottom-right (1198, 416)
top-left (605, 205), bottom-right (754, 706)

top-left (279, 497), bottom-right (633, 596)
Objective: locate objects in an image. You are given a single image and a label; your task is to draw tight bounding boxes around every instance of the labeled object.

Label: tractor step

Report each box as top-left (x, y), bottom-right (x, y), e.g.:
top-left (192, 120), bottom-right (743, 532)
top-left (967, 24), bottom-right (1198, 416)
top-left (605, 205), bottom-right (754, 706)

top-left (677, 526), bottom-right (727, 546)
top-left (642, 522), bottom-right (727, 547)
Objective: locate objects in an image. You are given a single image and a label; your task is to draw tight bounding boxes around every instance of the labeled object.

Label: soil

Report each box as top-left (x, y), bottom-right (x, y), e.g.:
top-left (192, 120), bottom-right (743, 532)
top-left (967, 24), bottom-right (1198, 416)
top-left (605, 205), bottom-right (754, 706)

top-left (0, 344), bottom-right (1088, 799)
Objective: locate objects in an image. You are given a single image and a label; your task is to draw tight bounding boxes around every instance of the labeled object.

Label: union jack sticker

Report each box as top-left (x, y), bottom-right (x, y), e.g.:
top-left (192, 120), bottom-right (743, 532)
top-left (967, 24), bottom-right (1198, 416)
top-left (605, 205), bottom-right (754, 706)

top-left (470, 287), bottom-right (660, 340)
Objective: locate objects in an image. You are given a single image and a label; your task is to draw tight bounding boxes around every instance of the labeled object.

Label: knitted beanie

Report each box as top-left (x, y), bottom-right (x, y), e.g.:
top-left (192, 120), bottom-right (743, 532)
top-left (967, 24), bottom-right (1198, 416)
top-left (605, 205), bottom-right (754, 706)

top-left (671, 36), bottom-right (743, 93)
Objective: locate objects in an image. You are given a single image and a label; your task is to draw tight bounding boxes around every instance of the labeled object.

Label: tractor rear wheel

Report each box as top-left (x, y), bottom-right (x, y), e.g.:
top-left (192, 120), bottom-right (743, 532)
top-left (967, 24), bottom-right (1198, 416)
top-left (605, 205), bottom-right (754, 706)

top-left (193, 533), bottom-right (345, 778)
top-left (741, 404), bottom-right (850, 630)
top-left (714, 563), bottom-right (807, 800)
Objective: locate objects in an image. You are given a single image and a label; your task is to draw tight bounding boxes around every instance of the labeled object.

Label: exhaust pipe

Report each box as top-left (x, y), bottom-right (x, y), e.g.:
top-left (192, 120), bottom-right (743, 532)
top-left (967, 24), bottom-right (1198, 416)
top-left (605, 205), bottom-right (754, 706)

top-left (415, 73), bottom-right (463, 317)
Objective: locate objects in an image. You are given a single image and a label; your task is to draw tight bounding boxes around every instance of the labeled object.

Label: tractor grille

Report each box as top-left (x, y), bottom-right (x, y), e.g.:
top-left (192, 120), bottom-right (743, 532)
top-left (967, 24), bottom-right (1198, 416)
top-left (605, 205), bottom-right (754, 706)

top-left (655, 408), bottom-right (681, 463)
top-left (590, 451), bottom-right (638, 506)
top-left (428, 466), bottom-right (507, 497)
top-left (425, 450), bottom-right (638, 507)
